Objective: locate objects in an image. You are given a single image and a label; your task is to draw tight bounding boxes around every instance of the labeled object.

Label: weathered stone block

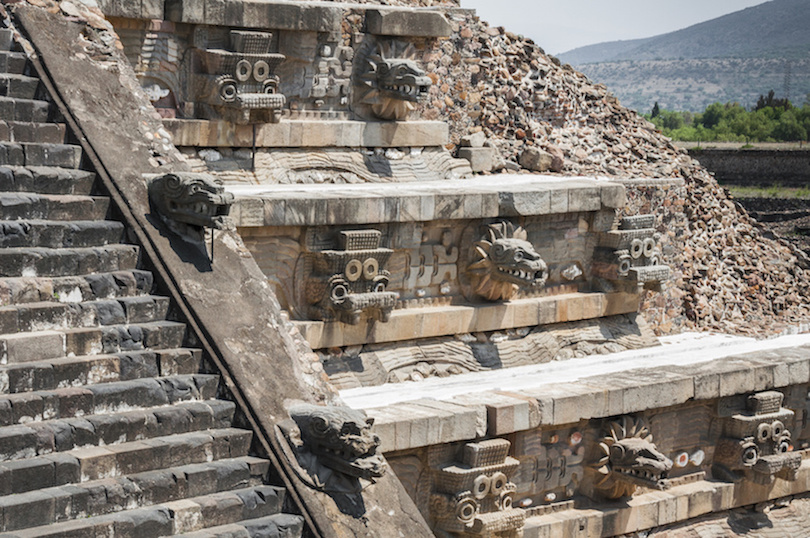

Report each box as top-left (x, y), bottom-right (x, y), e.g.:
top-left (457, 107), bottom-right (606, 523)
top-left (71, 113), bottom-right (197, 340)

top-left (366, 9), bottom-right (452, 37)
top-left (519, 147), bottom-right (553, 172)
top-left (458, 147), bottom-right (494, 173)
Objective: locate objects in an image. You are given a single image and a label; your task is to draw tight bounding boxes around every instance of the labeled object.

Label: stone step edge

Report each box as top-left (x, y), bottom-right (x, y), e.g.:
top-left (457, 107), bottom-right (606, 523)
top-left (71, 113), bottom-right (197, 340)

top-left (358, 342), bottom-right (810, 452)
top-left (2, 482), bottom-right (288, 538)
top-left (522, 453), bottom-right (810, 538)
top-left (0, 346), bottom-right (202, 394)
top-left (0, 456), bottom-right (273, 534)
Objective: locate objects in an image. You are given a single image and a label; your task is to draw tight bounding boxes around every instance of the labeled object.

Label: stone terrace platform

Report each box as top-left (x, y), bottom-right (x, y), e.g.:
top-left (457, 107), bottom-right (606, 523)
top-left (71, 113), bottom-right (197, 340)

top-left (225, 174), bottom-right (626, 227)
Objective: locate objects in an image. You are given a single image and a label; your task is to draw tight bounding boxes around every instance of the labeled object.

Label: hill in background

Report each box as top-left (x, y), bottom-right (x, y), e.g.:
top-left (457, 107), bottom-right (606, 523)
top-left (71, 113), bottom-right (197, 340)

top-left (558, 0), bottom-right (810, 112)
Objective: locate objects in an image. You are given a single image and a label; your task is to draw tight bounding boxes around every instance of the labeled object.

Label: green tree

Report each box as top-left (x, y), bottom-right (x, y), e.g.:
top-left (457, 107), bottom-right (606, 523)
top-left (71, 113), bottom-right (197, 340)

top-left (651, 101), bottom-right (661, 118)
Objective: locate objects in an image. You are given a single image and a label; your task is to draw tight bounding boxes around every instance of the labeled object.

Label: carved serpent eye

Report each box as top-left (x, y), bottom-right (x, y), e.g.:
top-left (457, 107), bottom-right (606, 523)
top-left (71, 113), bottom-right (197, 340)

top-left (609, 443), bottom-right (626, 462)
top-left (310, 415), bottom-right (330, 435)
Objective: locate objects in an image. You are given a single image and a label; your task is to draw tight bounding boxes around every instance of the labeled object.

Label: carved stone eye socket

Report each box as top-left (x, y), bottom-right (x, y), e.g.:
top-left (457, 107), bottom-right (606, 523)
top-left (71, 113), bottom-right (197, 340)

top-left (235, 59), bottom-right (252, 82)
top-left (771, 421), bottom-right (785, 439)
top-left (456, 498), bottom-right (477, 523)
top-left (777, 438), bottom-right (791, 454)
top-left (642, 238), bottom-right (656, 258)
top-left (618, 255), bottom-right (632, 276)
top-left (473, 475), bottom-right (490, 499)
top-left (263, 80), bottom-right (276, 94)
top-left (253, 60), bottom-right (270, 82)
top-left (345, 259), bottom-right (363, 282)
top-left (757, 423), bottom-right (772, 442)
top-left (374, 281), bottom-right (386, 293)
top-left (514, 250), bottom-right (524, 262)
top-left (630, 239), bottom-right (644, 259)
top-left (742, 444), bottom-right (759, 465)
top-left (362, 258), bottom-right (379, 280)
top-left (220, 82), bottom-right (237, 102)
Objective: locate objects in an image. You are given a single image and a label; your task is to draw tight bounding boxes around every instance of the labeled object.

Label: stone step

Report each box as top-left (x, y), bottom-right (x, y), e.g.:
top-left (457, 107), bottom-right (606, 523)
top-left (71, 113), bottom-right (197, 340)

top-left (0, 427), bottom-right (253, 495)
top-left (0, 398), bottom-right (234, 461)
top-left (0, 219), bottom-right (124, 248)
top-left (0, 373), bottom-right (217, 429)
top-left (0, 294), bottom-right (171, 333)
top-left (0, 73), bottom-right (39, 99)
top-left (0, 319), bottom-right (185, 364)
top-left (0, 192), bottom-right (108, 221)
top-left (0, 51), bottom-right (28, 76)
top-left (0, 121), bottom-right (66, 144)
top-left (0, 456), bottom-right (270, 533)
top-left (0, 347), bottom-right (202, 394)
top-left (0, 244), bottom-right (138, 278)
top-left (1, 481), bottom-right (288, 537)
top-left (0, 269), bottom-right (154, 307)
top-left (0, 142), bottom-right (82, 168)
top-left (0, 29), bottom-right (13, 52)
top-left (179, 513), bottom-right (305, 538)
top-left (0, 95), bottom-right (50, 123)
top-left (0, 295), bottom-right (169, 334)
top-left (0, 166), bottom-right (95, 195)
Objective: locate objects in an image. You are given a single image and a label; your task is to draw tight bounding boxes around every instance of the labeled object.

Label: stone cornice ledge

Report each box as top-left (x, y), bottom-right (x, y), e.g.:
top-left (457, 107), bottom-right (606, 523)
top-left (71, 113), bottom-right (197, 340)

top-left (341, 334), bottom-right (810, 453)
top-left (229, 175), bottom-right (627, 227)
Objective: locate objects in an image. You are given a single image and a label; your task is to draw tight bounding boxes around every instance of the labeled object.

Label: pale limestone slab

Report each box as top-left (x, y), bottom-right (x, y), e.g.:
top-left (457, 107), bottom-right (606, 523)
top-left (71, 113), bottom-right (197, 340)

top-left (294, 292), bottom-right (638, 349)
top-left (164, 119), bottom-right (449, 148)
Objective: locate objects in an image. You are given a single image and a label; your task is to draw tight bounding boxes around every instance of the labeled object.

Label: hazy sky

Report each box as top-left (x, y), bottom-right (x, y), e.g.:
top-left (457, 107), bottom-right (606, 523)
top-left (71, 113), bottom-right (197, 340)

top-left (462, 0), bottom-right (769, 55)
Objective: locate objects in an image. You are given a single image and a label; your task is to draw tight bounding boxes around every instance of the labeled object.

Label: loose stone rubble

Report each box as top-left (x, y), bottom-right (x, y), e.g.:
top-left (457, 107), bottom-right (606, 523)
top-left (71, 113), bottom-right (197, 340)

top-left (419, 14), bottom-right (810, 336)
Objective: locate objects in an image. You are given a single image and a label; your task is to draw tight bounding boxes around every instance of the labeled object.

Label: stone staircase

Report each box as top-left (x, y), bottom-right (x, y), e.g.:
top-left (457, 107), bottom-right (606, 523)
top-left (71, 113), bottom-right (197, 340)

top-left (0, 27), bottom-right (304, 538)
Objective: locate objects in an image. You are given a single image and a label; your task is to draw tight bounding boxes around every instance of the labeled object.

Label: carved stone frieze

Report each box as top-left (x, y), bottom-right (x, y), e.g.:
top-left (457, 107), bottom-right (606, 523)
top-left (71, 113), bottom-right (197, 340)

top-left (464, 221), bottom-right (548, 302)
top-left (192, 29), bottom-right (286, 124)
top-left (593, 214), bottom-right (671, 290)
top-left (278, 403), bottom-right (386, 494)
top-left (430, 439), bottom-right (526, 537)
top-left (305, 229), bottom-right (399, 324)
top-left (584, 416), bottom-right (672, 500)
top-left (147, 172), bottom-right (234, 242)
top-left (713, 391), bottom-right (801, 485)
top-left (354, 38), bottom-right (432, 121)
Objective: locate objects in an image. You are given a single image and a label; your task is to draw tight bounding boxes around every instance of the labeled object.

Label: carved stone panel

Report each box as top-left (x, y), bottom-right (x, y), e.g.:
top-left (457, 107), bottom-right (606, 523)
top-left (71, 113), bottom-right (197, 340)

top-left (429, 439), bottom-right (526, 537)
top-left (592, 214), bottom-right (671, 290)
top-left (463, 221), bottom-right (548, 302)
top-left (583, 416), bottom-right (672, 500)
top-left (712, 391), bottom-right (801, 485)
top-left (304, 229), bottom-right (399, 324)
top-left (353, 38), bottom-right (432, 121)
top-left (191, 29), bottom-right (286, 124)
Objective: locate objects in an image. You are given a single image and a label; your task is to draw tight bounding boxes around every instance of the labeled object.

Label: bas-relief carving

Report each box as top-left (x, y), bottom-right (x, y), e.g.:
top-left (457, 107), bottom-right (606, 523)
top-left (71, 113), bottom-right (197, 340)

top-left (712, 391), bottom-right (801, 485)
top-left (147, 172), bottom-right (234, 242)
top-left (323, 314), bottom-right (659, 389)
top-left (583, 416), bottom-right (672, 500)
top-left (593, 214), bottom-right (671, 291)
top-left (511, 428), bottom-right (585, 507)
top-left (304, 230), bottom-right (399, 324)
top-left (278, 403), bottom-right (386, 494)
top-left (404, 229), bottom-right (459, 297)
top-left (429, 439), bottom-right (526, 537)
top-left (354, 38), bottom-right (432, 121)
top-left (464, 221), bottom-right (548, 302)
top-left (191, 29), bottom-right (286, 124)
